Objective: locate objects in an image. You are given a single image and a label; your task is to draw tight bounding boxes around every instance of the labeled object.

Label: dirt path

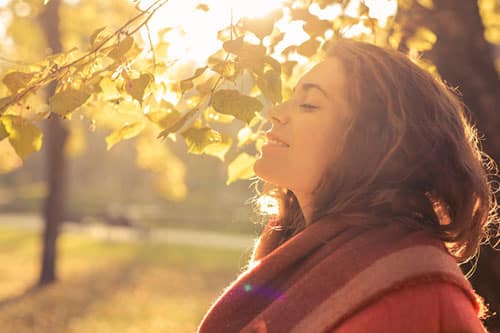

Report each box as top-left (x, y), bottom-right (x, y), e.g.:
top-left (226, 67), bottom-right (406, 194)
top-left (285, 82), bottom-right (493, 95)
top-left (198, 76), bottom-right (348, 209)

top-left (0, 213), bottom-right (256, 251)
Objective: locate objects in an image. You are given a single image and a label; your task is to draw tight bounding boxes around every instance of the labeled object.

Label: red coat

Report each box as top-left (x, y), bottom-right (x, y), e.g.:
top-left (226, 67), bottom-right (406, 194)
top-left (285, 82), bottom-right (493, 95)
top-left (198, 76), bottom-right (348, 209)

top-left (334, 281), bottom-right (489, 333)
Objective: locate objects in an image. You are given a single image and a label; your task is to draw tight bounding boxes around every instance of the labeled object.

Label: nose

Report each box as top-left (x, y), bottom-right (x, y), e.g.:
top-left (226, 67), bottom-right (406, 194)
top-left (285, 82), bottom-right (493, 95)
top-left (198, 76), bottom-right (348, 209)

top-left (267, 102), bottom-right (289, 125)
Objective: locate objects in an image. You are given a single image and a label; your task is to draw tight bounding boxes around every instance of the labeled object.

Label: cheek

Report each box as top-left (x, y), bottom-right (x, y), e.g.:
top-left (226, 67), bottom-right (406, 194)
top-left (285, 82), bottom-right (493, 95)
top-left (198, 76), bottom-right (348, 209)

top-left (291, 139), bottom-right (333, 192)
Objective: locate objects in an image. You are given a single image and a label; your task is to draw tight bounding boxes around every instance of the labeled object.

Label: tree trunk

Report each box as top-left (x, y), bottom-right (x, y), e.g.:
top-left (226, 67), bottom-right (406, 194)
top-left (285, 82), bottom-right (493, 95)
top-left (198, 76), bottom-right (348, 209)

top-left (38, 0), bottom-right (68, 286)
top-left (397, 1), bottom-right (500, 331)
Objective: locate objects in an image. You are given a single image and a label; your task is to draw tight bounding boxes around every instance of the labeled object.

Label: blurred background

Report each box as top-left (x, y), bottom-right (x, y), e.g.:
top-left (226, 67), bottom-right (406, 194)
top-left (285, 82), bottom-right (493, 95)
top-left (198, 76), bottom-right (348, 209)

top-left (1, 0), bottom-right (499, 332)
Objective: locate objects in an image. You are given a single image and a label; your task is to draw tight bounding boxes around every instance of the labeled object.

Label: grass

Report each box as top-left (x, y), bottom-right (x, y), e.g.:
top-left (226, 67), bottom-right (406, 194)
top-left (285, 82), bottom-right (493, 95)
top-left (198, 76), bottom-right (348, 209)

top-left (0, 227), bottom-right (251, 333)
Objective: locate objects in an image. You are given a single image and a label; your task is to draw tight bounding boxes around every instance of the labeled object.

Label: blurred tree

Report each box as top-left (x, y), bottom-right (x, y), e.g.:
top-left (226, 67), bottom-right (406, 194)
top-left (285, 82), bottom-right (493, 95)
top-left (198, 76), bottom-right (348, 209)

top-left (397, 0), bottom-right (500, 330)
top-left (38, 0), bottom-right (67, 285)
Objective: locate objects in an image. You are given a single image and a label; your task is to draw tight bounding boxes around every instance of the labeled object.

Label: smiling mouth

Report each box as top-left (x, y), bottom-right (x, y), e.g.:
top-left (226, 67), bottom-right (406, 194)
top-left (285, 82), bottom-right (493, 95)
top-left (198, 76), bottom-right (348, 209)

top-left (265, 133), bottom-right (290, 147)
top-left (266, 138), bottom-right (289, 147)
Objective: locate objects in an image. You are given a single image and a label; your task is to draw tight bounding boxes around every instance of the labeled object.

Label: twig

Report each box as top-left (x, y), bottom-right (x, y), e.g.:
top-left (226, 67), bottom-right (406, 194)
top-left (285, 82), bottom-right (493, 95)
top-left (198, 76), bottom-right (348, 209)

top-left (0, 0), bottom-right (169, 115)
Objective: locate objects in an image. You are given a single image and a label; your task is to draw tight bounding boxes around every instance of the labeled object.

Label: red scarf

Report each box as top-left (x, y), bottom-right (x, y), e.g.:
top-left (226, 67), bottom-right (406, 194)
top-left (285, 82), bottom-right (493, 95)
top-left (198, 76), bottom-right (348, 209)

top-left (198, 214), bottom-right (483, 333)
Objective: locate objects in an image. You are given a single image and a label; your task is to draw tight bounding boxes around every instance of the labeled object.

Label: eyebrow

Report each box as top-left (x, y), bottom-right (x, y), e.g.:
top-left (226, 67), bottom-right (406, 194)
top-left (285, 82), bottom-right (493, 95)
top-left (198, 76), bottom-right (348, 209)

top-left (294, 82), bottom-right (329, 98)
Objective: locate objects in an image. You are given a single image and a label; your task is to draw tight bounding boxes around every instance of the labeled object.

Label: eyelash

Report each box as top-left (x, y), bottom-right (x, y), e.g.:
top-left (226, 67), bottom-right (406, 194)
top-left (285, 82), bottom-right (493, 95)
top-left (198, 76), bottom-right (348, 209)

top-left (300, 104), bottom-right (319, 110)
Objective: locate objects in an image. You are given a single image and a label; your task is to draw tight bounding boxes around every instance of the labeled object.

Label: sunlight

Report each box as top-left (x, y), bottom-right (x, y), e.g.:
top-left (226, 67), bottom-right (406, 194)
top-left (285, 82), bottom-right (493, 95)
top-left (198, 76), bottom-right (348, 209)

top-left (256, 195), bottom-right (280, 216)
top-left (137, 0), bottom-right (398, 87)
top-left (142, 0), bottom-right (285, 65)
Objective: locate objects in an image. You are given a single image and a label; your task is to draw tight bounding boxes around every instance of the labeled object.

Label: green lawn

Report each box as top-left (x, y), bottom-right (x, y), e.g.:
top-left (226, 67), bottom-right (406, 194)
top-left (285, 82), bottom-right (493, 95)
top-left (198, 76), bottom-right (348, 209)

top-left (0, 227), bottom-right (251, 333)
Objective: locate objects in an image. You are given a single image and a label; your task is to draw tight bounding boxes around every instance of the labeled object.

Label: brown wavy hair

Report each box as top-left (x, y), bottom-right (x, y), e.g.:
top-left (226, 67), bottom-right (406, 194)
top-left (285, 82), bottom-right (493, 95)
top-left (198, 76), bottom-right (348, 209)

top-left (250, 39), bottom-right (499, 266)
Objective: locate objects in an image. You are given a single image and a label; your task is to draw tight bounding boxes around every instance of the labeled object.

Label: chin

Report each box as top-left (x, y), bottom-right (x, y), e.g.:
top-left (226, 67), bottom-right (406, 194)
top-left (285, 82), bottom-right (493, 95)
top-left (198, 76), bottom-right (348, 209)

top-left (254, 157), bottom-right (282, 186)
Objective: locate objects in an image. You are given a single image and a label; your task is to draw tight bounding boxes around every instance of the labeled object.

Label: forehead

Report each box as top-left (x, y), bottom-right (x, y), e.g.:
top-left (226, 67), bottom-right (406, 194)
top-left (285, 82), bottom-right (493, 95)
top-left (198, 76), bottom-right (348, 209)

top-left (296, 58), bottom-right (345, 93)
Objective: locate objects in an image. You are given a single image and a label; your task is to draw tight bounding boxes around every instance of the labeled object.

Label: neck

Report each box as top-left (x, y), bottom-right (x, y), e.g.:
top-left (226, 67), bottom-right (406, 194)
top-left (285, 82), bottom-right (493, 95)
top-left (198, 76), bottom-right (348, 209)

top-left (294, 192), bottom-right (314, 226)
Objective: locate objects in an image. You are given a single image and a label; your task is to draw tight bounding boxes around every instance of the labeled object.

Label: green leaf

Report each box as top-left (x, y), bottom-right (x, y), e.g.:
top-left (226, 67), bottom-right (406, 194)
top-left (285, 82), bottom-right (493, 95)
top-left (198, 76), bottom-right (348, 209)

top-left (405, 27), bottom-right (437, 51)
top-left (126, 73), bottom-right (153, 103)
top-left (181, 126), bottom-right (221, 154)
top-left (203, 132), bottom-right (232, 161)
top-left (226, 152), bottom-right (256, 185)
top-left (105, 121), bottom-right (145, 150)
top-left (108, 36), bottom-right (134, 60)
top-left (212, 89), bottom-right (262, 124)
top-left (2, 72), bottom-right (34, 94)
top-left (49, 88), bottom-right (91, 116)
top-left (0, 115), bottom-right (43, 159)
top-left (156, 108), bottom-right (198, 139)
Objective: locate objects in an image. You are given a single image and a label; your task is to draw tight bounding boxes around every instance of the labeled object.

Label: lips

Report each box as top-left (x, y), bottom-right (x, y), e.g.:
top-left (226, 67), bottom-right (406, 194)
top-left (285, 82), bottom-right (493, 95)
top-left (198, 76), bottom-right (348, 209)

top-left (265, 132), bottom-right (290, 147)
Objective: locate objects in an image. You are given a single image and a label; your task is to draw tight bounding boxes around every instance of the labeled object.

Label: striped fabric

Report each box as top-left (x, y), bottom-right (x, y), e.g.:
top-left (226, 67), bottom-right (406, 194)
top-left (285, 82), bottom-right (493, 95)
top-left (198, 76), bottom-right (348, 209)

top-left (197, 214), bottom-right (483, 333)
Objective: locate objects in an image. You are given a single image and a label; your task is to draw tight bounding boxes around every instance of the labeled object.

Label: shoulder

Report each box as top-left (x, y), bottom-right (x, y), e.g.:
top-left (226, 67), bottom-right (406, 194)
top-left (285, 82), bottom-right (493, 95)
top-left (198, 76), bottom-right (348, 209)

top-left (333, 281), bottom-right (488, 333)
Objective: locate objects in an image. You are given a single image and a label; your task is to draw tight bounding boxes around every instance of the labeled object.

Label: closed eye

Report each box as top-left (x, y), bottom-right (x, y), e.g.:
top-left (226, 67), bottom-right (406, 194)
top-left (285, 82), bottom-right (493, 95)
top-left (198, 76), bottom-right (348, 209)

top-left (300, 104), bottom-right (319, 110)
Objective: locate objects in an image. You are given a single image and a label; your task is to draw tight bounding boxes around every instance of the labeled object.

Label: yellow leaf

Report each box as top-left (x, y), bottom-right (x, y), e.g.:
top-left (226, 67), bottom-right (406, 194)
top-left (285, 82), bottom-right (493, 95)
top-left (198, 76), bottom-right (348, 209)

top-left (0, 95), bottom-right (14, 111)
top-left (297, 38), bottom-right (321, 57)
top-left (203, 107), bottom-right (234, 123)
top-left (223, 37), bottom-right (244, 54)
top-left (108, 36), bottom-right (134, 60)
top-left (358, 2), bottom-right (369, 16)
top-left (204, 132), bottom-right (233, 161)
top-left (405, 27), bottom-right (437, 51)
top-left (105, 121), bottom-right (145, 150)
top-left (181, 126), bottom-right (221, 154)
top-left (226, 152), bottom-right (256, 185)
top-left (256, 69), bottom-right (282, 104)
top-left (282, 60), bottom-right (298, 77)
top-left (2, 72), bottom-right (34, 94)
top-left (303, 17), bottom-right (332, 38)
top-left (241, 10), bottom-right (282, 40)
top-left (99, 77), bottom-right (121, 100)
top-left (416, 0), bottom-right (434, 9)
top-left (212, 89), bottom-right (263, 124)
top-left (180, 79), bottom-right (194, 93)
top-left (156, 108), bottom-right (198, 139)
top-left (485, 27), bottom-right (500, 45)
top-left (210, 61), bottom-right (237, 79)
top-left (0, 115), bottom-right (43, 160)
top-left (196, 3), bottom-right (209, 11)
top-left (89, 26), bottom-right (109, 48)
top-left (146, 100), bottom-right (181, 128)
top-left (0, 139), bottom-right (23, 173)
top-left (0, 122), bottom-right (8, 140)
top-left (126, 73), bottom-right (153, 103)
top-left (237, 126), bottom-right (252, 147)
top-left (49, 89), bottom-right (91, 116)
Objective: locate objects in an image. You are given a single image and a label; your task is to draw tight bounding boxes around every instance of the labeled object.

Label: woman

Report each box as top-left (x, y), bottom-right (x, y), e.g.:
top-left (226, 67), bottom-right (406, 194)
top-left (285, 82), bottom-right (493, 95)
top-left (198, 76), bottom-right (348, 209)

top-left (198, 39), bottom-right (498, 332)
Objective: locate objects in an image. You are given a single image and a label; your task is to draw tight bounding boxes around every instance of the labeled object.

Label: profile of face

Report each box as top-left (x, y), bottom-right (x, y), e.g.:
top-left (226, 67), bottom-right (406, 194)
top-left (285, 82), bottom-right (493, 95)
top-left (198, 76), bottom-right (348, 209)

top-left (254, 58), bottom-right (352, 196)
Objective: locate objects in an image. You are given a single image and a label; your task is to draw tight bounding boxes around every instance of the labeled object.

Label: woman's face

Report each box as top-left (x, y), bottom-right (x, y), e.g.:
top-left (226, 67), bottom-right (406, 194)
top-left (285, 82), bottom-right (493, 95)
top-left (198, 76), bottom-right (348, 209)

top-left (254, 58), bottom-right (352, 194)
